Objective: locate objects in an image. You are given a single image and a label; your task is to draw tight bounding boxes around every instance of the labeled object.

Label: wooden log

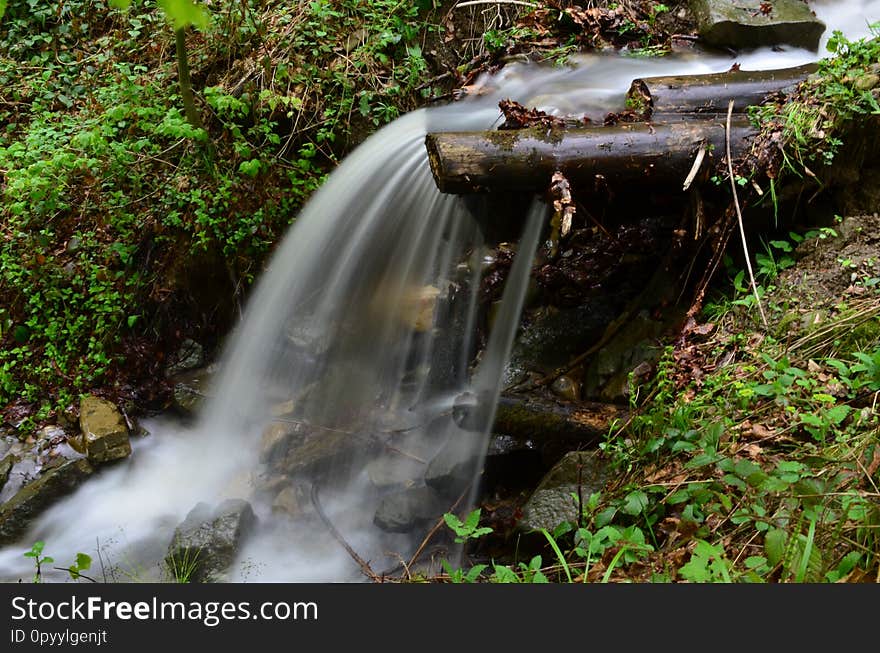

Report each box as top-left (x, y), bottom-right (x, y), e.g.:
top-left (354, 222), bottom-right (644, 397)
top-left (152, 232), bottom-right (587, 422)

top-left (426, 116), bottom-right (757, 194)
top-left (627, 63), bottom-right (817, 118)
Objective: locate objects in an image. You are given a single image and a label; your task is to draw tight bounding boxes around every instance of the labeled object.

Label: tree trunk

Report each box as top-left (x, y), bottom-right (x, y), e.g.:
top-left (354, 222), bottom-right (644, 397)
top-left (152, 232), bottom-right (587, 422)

top-left (426, 117), bottom-right (756, 194)
top-left (627, 63), bottom-right (817, 119)
top-left (175, 27), bottom-right (203, 130)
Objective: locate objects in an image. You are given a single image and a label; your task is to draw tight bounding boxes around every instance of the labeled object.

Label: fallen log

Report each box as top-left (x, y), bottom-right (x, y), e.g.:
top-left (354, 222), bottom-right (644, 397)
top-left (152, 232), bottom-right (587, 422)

top-left (627, 63), bottom-right (817, 118)
top-left (426, 116), bottom-right (756, 194)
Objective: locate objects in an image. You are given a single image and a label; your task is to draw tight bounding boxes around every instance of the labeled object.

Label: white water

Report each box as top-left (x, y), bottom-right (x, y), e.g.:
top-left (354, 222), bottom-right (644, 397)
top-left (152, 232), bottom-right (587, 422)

top-left (1, 1), bottom-right (878, 583)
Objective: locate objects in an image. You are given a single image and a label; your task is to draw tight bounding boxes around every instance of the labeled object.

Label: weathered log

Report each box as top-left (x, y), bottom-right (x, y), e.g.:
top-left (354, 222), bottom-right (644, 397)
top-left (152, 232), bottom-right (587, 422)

top-left (627, 63), bottom-right (817, 118)
top-left (492, 394), bottom-right (627, 445)
top-left (426, 116), bottom-right (756, 194)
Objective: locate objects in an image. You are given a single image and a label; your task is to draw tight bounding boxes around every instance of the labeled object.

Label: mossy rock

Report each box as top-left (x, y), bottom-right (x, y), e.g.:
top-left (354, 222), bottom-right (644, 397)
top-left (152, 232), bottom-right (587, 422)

top-left (0, 459), bottom-right (94, 545)
top-left (690, 0), bottom-right (826, 51)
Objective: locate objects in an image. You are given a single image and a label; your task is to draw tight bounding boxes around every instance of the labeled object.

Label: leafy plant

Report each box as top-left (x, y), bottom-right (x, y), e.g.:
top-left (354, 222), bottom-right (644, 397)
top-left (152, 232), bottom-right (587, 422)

top-left (23, 541), bottom-right (54, 584)
top-left (443, 509), bottom-right (494, 544)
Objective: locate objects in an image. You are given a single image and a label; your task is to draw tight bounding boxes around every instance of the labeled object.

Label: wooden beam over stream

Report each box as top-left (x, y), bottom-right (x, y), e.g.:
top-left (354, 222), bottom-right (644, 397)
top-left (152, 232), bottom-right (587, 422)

top-left (426, 64), bottom-right (817, 195)
top-left (426, 117), bottom-right (756, 195)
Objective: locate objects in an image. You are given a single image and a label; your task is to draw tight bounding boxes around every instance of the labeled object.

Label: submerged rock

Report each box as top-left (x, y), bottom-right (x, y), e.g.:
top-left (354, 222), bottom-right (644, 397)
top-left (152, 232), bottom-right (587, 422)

top-left (76, 395), bottom-right (132, 464)
top-left (518, 451), bottom-right (611, 533)
top-left (373, 485), bottom-right (447, 533)
top-left (690, 0), bottom-right (825, 51)
top-left (0, 459), bottom-right (94, 545)
top-left (165, 498), bottom-right (257, 583)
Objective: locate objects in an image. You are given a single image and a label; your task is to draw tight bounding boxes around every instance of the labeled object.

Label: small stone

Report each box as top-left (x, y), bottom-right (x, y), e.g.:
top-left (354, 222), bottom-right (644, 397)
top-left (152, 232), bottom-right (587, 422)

top-left (78, 396), bottom-right (132, 464)
top-left (165, 339), bottom-right (205, 378)
top-left (550, 375), bottom-right (581, 402)
top-left (855, 74), bottom-right (880, 91)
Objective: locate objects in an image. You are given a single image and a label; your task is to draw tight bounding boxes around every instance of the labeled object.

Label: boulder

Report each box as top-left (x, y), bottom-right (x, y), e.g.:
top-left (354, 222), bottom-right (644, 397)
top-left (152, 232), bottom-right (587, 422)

top-left (77, 395), bottom-right (131, 464)
top-left (165, 498), bottom-right (257, 583)
top-left (0, 459), bottom-right (94, 545)
top-left (518, 451), bottom-right (611, 533)
top-left (689, 0), bottom-right (826, 51)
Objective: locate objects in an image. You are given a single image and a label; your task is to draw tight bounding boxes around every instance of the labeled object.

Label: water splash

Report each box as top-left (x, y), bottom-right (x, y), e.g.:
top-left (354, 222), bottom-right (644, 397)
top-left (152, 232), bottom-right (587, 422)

top-left (1, 1), bottom-right (878, 582)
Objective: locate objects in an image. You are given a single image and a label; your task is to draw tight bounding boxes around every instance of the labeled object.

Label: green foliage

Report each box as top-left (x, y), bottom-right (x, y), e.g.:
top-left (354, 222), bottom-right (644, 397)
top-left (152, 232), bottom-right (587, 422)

top-left (0, 0), bottom-right (438, 419)
top-left (22, 542), bottom-right (94, 583)
top-left (23, 541), bottom-right (54, 583)
top-left (443, 509), bottom-right (493, 544)
top-left (751, 22), bottom-right (880, 170)
top-left (66, 552), bottom-right (94, 581)
top-left (679, 540), bottom-right (731, 583)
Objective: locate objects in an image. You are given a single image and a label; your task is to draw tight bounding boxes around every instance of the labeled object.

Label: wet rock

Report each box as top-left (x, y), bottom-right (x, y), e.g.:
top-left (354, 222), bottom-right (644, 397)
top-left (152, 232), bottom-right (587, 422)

top-left (373, 485), bottom-right (447, 533)
top-left (424, 437), bottom-right (480, 498)
top-left (518, 451), bottom-right (611, 533)
top-left (0, 459), bottom-right (94, 545)
top-left (550, 374), bottom-right (581, 402)
top-left (259, 421), bottom-right (308, 466)
top-left (165, 338), bottom-right (205, 378)
top-left (270, 484), bottom-right (313, 517)
top-left (77, 395), bottom-right (132, 464)
top-left (366, 454), bottom-right (425, 490)
top-left (690, 0), bottom-right (825, 51)
top-left (583, 311), bottom-right (665, 402)
top-left (0, 453), bottom-right (16, 493)
top-left (502, 302), bottom-right (618, 389)
top-left (169, 365), bottom-right (217, 418)
top-left (278, 430), bottom-right (372, 483)
top-left (165, 498), bottom-right (257, 583)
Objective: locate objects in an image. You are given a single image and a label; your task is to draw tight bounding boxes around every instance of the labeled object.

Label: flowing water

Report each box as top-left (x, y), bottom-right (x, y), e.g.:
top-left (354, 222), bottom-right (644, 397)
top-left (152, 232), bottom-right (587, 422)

top-left (1, 0), bottom-right (878, 583)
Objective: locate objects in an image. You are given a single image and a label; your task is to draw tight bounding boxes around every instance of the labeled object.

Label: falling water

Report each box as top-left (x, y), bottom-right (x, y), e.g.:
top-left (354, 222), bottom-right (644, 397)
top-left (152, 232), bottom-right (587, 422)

top-left (1, 1), bottom-right (878, 582)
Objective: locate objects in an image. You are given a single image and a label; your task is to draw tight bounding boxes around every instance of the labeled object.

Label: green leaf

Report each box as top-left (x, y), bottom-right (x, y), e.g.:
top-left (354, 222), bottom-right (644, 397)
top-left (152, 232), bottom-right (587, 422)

top-left (464, 564), bottom-right (487, 582)
top-left (464, 508), bottom-right (480, 531)
top-left (442, 513), bottom-right (464, 534)
top-left (109, 0), bottom-right (132, 8)
top-left (491, 564), bottom-right (520, 583)
top-left (825, 404), bottom-right (851, 425)
top-left (157, 0), bottom-right (209, 30)
top-left (764, 528), bottom-right (787, 567)
top-left (621, 490), bottom-right (649, 516)
top-left (0, 0), bottom-right (7, 20)
top-left (74, 553), bottom-right (92, 571)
